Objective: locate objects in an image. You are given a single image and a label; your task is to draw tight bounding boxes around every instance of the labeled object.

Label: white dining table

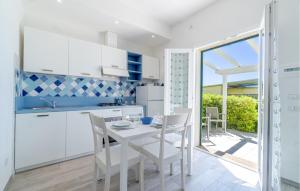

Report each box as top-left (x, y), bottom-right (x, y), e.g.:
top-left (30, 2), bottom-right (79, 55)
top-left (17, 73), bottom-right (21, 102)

top-left (105, 122), bottom-right (194, 191)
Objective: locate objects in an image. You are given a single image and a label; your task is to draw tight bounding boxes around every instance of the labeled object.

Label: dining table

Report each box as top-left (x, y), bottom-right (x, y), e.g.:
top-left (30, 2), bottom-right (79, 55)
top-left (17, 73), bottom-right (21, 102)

top-left (105, 121), bottom-right (194, 191)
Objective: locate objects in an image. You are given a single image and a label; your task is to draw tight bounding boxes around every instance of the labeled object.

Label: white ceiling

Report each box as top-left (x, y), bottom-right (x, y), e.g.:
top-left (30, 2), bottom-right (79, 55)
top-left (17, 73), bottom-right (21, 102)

top-left (23, 0), bottom-right (217, 47)
top-left (123, 0), bottom-right (218, 26)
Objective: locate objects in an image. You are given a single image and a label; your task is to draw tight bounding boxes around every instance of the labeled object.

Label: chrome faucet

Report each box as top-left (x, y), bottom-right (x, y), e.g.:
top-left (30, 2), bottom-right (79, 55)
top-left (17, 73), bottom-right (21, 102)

top-left (40, 97), bottom-right (56, 109)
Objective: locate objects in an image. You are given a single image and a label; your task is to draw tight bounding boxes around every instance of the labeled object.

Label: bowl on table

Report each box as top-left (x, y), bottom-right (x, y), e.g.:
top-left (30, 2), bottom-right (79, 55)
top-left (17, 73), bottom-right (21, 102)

top-left (140, 117), bottom-right (153, 125)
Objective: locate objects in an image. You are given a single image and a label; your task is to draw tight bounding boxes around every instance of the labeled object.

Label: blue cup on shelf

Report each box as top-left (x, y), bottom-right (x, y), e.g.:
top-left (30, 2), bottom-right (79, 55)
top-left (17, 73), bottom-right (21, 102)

top-left (141, 117), bottom-right (153, 125)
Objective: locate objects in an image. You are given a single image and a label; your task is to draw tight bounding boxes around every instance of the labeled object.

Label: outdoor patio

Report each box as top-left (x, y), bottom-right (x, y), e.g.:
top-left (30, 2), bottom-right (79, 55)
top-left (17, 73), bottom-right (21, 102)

top-left (200, 128), bottom-right (258, 171)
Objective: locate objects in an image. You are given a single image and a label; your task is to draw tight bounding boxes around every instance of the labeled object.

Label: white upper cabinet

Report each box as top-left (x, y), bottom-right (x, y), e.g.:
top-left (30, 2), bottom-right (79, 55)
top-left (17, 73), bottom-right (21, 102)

top-left (142, 55), bottom-right (159, 79)
top-left (24, 27), bottom-right (69, 75)
top-left (69, 39), bottom-right (101, 78)
top-left (101, 45), bottom-right (127, 70)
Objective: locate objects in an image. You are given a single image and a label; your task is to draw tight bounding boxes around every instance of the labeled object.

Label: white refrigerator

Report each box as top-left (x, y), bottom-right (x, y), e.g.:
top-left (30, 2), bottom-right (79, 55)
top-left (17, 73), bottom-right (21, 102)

top-left (136, 86), bottom-right (164, 116)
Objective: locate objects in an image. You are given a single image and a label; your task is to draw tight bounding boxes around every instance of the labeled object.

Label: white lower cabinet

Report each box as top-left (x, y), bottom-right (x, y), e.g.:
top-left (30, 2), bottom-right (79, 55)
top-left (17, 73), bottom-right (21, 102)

top-left (66, 110), bottom-right (99, 157)
top-left (15, 106), bottom-right (143, 170)
top-left (15, 112), bottom-right (67, 170)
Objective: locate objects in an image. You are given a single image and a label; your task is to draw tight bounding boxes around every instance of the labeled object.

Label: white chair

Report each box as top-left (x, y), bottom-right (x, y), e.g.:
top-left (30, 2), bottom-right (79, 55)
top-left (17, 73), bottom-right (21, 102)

top-left (89, 113), bottom-right (144, 191)
top-left (131, 113), bottom-right (190, 191)
top-left (165, 108), bottom-right (192, 175)
top-left (164, 108), bottom-right (192, 146)
top-left (206, 107), bottom-right (226, 130)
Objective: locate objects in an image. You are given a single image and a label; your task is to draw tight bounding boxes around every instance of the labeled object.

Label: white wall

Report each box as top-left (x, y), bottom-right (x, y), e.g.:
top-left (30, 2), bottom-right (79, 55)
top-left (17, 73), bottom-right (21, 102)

top-left (278, 0), bottom-right (300, 184)
top-left (154, 0), bottom-right (270, 81)
top-left (0, 0), bottom-right (23, 190)
top-left (22, 13), bottom-right (154, 56)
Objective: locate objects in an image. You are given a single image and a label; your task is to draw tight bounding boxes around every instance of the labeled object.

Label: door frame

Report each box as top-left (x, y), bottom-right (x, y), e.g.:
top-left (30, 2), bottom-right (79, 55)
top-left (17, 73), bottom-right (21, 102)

top-left (195, 30), bottom-right (260, 147)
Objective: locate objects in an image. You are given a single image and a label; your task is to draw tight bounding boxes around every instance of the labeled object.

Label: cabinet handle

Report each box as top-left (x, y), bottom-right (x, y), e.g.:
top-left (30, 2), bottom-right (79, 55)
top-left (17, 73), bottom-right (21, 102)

top-left (112, 109), bottom-right (121, 112)
top-left (36, 114), bottom-right (49, 117)
top-left (42, 69), bottom-right (53, 72)
top-left (111, 65), bottom-right (119, 68)
top-left (81, 112), bottom-right (90, 114)
top-left (81, 72), bottom-right (91, 76)
top-left (149, 75), bottom-right (154, 78)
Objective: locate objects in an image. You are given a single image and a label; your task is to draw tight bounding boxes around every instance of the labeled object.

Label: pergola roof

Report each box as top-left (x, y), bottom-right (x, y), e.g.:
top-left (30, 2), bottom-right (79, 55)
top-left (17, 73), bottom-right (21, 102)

top-left (203, 38), bottom-right (258, 76)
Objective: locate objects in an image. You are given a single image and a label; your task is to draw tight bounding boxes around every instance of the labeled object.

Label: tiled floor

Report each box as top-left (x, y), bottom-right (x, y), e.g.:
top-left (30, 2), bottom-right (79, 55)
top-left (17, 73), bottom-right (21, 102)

top-left (7, 148), bottom-right (259, 191)
top-left (201, 128), bottom-right (258, 171)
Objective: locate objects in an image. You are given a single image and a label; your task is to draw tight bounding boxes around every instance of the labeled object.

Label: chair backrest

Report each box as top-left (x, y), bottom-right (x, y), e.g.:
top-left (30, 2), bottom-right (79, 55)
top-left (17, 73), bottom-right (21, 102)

top-left (89, 113), bottom-right (111, 168)
top-left (174, 107), bottom-right (192, 127)
top-left (206, 107), bottom-right (219, 119)
top-left (159, 113), bottom-right (189, 162)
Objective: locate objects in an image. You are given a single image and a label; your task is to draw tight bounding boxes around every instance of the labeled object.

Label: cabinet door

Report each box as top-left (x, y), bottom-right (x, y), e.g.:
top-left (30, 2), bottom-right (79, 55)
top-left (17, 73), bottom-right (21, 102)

top-left (142, 55), bottom-right (159, 79)
top-left (102, 46), bottom-right (127, 70)
top-left (15, 112), bottom-right (66, 169)
top-left (66, 111), bottom-right (95, 157)
top-left (69, 39), bottom-right (101, 78)
top-left (24, 27), bottom-right (68, 75)
top-left (147, 101), bottom-right (164, 116)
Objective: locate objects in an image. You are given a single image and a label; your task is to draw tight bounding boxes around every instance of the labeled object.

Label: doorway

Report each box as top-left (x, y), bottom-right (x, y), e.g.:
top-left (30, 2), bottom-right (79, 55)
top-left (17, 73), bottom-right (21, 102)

top-left (198, 34), bottom-right (259, 171)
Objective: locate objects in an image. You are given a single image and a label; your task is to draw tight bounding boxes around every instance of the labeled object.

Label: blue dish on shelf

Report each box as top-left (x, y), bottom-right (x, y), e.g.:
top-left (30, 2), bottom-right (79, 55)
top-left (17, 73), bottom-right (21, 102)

top-left (141, 117), bottom-right (153, 125)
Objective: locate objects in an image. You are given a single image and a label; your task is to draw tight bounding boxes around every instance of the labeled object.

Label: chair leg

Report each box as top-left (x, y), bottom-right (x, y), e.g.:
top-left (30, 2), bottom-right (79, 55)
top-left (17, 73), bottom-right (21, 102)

top-left (169, 163), bottom-right (173, 176)
top-left (160, 165), bottom-right (165, 191)
top-left (180, 159), bottom-right (186, 190)
top-left (139, 159), bottom-right (144, 191)
top-left (155, 163), bottom-right (159, 172)
top-left (94, 163), bottom-right (104, 181)
top-left (135, 164), bottom-right (139, 182)
top-left (104, 171), bottom-right (111, 191)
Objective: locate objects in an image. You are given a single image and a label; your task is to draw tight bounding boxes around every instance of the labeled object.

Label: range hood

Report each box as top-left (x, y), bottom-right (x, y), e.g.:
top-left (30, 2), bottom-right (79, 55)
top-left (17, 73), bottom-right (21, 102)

top-left (102, 67), bottom-right (129, 77)
top-left (102, 31), bottom-right (129, 78)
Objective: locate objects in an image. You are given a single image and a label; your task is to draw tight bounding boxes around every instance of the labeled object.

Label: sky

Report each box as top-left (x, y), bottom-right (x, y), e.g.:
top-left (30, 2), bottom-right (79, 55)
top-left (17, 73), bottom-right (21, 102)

top-left (202, 36), bottom-right (259, 86)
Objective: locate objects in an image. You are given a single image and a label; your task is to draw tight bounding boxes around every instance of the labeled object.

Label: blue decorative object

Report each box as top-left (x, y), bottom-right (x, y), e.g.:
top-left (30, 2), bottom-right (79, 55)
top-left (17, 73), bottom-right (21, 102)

top-left (20, 72), bottom-right (137, 98)
top-left (141, 117), bottom-right (153, 125)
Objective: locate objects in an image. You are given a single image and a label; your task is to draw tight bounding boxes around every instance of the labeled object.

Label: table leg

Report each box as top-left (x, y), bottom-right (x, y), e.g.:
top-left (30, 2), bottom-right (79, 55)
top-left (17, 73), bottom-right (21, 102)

top-left (120, 140), bottom-right (128, 191)
top-left (187, 125), bottom-right (193, 175)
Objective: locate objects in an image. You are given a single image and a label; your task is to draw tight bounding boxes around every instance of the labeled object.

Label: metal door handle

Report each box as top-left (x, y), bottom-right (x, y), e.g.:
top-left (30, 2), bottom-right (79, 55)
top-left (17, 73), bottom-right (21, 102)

top-left (36, 114), bottom-right (49, 117)
top-left (81, 72), bottom-right (91, 76)
top-left (42, 69), bottom-right (53, 72)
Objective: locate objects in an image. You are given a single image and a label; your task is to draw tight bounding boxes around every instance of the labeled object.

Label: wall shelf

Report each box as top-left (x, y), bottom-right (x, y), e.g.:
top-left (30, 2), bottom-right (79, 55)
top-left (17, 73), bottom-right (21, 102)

top-left (127, 52), bottom-right (142, 82)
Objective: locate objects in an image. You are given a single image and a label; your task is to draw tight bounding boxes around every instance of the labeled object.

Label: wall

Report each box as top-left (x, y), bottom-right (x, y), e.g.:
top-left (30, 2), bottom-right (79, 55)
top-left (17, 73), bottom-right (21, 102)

top-left (22, 13), bottom-right (154, 56)
top-left (0, 0), bottom-right (23, 190)
top-left (278, 0), bottom-right (300, 184)
top-left (154, 0), bottom-right (270, 81)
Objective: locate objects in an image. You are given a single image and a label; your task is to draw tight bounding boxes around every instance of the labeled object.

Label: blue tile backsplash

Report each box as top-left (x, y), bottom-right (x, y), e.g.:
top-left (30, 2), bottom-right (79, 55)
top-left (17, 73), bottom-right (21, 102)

top-left (20, 72), bottom-right (137, 98)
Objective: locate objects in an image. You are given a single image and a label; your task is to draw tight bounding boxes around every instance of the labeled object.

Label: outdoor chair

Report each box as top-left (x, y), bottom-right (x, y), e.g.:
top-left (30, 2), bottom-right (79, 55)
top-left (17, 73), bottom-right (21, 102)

top-left (206, 107), bottom-right (226, 132)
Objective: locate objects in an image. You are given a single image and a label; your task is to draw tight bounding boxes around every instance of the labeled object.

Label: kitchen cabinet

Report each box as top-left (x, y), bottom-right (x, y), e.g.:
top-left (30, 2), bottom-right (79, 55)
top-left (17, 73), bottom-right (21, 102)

top-left (101, 45), bottom-right (127, 70)
top-left (142, 55), bottom-right (159, 79)
top-left (66, 110), bottom-right (102, 157)
top-left (15, 112), bottom-right (67, 170)
top-left (69, 39), bottom-right (102, 78)
top-left (23, 27), bottom-right (69, 75)
top-left (15, 106), bottom-right (144, 171)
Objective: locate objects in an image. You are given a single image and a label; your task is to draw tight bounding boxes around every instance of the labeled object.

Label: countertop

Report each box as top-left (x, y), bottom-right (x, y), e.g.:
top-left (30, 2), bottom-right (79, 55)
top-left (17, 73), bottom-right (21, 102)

top-left (16, 105), bottom-right (143, 114)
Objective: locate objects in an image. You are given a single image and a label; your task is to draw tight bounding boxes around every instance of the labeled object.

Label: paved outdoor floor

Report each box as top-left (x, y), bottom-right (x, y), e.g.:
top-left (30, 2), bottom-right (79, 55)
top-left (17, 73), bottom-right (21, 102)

top-left (200, 128), bottom-right (258, 171)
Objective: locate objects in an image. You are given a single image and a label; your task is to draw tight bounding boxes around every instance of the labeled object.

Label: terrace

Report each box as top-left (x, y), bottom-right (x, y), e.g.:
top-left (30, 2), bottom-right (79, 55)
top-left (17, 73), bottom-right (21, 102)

top-left (200, 35), bottom-right (259, 170)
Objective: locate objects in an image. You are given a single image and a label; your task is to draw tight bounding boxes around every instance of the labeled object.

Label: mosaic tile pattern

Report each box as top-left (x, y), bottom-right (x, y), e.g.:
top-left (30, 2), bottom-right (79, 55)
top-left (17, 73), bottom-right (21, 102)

top-left (21, 72), bottom-right (137, 97)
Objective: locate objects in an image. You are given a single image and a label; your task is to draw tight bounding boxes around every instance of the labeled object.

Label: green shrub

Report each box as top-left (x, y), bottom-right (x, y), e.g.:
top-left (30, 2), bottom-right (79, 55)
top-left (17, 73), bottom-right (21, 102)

top-left (202, 94), bottom-right (258, 132)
